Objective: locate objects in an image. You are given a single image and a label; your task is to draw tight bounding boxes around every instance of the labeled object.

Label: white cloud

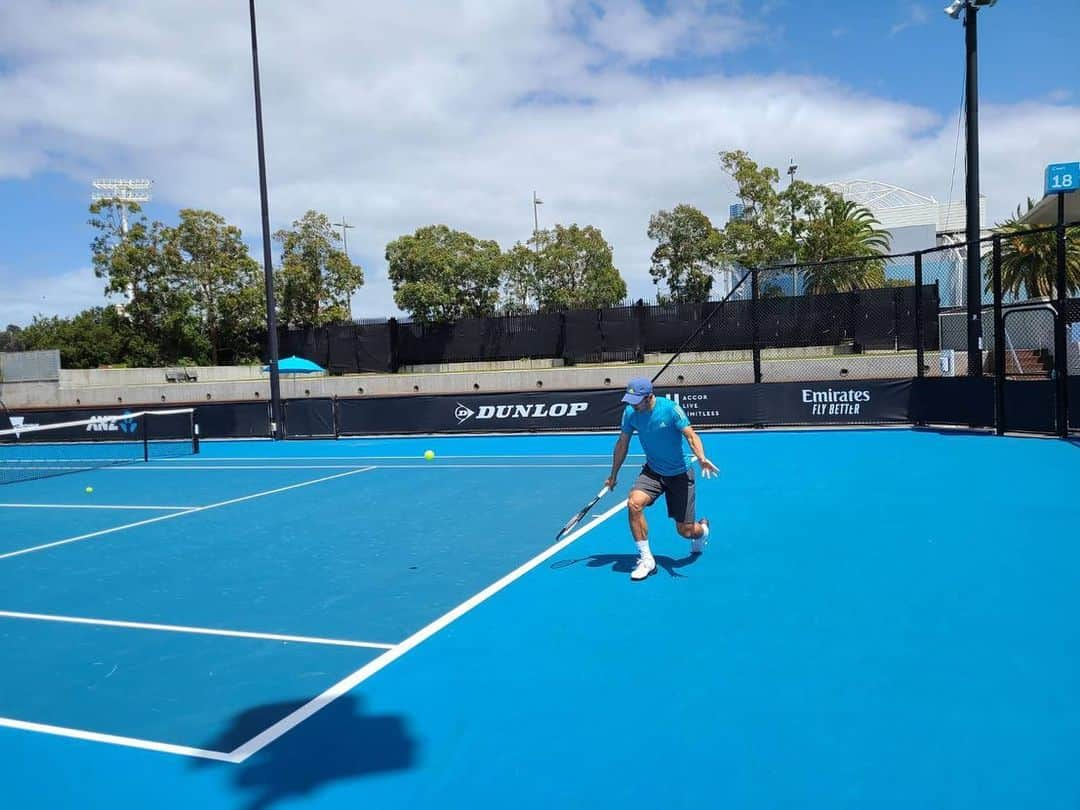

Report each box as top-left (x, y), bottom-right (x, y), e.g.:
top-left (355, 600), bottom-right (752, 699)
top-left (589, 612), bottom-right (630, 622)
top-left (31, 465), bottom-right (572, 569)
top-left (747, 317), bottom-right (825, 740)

top-left (0, 0), bottom-right (1076, 322)
top-left (0, 265), bottom-right (115, 326)
top-left (890, 4), bottom-right (930, 36)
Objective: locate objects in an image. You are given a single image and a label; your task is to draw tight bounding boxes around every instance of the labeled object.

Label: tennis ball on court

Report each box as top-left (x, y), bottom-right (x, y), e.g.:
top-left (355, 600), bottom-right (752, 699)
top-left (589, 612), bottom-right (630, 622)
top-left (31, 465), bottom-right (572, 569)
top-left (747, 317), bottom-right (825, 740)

top-left (85, 486), bottom-right (94, 494)
top-left (424, 450), bottom-right (435, 461)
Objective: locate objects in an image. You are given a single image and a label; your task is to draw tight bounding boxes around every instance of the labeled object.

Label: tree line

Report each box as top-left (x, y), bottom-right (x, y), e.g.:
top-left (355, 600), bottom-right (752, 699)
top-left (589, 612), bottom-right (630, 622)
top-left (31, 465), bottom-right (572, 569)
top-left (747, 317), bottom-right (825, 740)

top-left (2, 150), bottom-right (1073, 369)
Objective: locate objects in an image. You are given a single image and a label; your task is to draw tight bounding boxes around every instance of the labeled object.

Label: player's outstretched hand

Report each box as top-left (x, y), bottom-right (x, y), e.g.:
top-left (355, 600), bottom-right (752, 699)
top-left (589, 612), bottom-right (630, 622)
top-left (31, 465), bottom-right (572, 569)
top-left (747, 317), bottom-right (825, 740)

top-left (699, 458), bottom-right (720, 479)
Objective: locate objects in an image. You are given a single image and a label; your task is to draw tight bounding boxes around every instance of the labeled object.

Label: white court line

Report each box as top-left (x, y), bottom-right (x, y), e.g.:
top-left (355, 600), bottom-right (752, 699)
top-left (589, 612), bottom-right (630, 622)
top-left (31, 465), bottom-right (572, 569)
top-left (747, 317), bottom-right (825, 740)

top-left (0, 467), bottom-right (375, 562)
top-left (228, 495), bottom-right (629, 763)
top-left (0, 610), bottom-right (395, 650)
top-left (0, 717), bottom-right (235, 762)
top-left (106, 463), bottom-right (611, 470)
top-left (164, 454), bottom-right (645, 461)
top-left (0, 503), bottom-right (195, 511)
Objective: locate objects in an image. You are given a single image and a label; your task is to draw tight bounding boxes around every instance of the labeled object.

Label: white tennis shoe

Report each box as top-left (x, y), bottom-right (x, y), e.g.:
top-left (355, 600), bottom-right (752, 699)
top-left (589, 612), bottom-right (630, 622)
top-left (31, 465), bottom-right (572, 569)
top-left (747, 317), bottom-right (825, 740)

top-left (690, 518), bottom-right (709, 555)
top-left (630, 555), bottom-right (657, 581)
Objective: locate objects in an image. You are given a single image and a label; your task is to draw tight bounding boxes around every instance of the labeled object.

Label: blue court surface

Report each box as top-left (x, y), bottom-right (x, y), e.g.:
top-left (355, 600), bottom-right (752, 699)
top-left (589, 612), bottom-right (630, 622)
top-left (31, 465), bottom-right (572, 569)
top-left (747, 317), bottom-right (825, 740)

top-left (1, 428), bottom-right (1078, 809)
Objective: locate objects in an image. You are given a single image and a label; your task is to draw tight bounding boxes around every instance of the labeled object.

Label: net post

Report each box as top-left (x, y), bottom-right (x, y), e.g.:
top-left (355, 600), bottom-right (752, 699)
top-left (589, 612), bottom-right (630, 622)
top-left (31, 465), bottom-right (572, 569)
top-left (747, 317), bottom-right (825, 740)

top-left (141, 412), bottom-right (149, 462)
top-left (914, 252), bottom-right (925, 379)
top-left (991, 234), bottom-right (1005, 436)
top-left (192, 410), bottom-right (201, 454)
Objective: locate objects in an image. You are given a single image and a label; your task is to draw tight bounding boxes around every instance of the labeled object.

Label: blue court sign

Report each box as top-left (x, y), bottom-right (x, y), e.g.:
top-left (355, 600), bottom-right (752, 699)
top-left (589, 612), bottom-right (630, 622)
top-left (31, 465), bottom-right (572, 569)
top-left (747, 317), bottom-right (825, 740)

top-left (1044, 162), bottom-right (1080, 195)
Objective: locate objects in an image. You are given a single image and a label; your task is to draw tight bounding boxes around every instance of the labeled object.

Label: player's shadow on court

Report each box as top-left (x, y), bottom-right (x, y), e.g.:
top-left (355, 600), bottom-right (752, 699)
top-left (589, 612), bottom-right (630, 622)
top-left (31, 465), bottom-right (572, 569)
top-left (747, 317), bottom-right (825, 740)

top-left (193, 694), bottom-right (416, 810)
top-left (551, 552), bottom-right (701, 578)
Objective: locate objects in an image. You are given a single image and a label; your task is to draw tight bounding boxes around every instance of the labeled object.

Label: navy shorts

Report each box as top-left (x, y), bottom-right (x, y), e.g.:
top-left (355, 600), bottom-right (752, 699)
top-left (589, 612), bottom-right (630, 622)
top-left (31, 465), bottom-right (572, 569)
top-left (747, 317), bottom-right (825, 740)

top-left (630, 465), bottom-right (696, 523)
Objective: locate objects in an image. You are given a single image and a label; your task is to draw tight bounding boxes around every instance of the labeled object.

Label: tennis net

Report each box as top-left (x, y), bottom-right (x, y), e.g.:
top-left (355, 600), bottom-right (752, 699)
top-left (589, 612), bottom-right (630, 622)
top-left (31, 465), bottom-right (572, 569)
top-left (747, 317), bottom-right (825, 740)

top-left (0, 408), bottom-right (199, 486)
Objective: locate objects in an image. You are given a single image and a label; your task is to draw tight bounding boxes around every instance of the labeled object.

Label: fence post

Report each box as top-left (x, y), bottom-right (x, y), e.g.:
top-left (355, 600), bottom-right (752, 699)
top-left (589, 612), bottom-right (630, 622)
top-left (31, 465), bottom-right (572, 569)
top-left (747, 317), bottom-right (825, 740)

top-left (1054, 194), bottom-right (1069, 437)
top-left (751, 270), bottom-right (762, 383)
top-left (634, 299), bottom-right (646, 363)
top-left (992, 235), bottom-right (1006, 435)
top-left (914, 252), bottom-right (925, 378)
top-left (387, 317), bottom-right (400, 372)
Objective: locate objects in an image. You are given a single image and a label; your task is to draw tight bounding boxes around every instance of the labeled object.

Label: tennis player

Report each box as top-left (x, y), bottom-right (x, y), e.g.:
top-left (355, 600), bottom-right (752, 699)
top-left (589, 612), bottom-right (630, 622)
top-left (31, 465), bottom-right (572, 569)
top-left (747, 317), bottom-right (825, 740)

top-left (605, 377), bottom-right (718, 581)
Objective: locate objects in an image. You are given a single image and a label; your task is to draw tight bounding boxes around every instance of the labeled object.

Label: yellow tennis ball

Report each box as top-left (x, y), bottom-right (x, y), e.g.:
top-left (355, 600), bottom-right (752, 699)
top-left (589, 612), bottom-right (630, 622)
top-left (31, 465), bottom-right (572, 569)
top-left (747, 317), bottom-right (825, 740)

top-left (423, 450), bottom-right (435, 461)
top-left (85, 486), bottom-right (94, 494)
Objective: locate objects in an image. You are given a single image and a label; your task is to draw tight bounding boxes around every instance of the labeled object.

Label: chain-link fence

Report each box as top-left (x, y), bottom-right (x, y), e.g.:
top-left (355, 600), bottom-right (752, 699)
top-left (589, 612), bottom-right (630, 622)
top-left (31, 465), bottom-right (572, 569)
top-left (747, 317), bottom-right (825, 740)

top-left (652, 257), bottom-right (939, 388)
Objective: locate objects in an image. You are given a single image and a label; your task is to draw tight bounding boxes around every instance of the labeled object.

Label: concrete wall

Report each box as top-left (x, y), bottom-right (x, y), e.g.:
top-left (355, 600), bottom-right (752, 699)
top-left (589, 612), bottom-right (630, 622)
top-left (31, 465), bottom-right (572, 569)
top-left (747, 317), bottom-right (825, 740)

top-left (0, 351), bottom-right (943, 409)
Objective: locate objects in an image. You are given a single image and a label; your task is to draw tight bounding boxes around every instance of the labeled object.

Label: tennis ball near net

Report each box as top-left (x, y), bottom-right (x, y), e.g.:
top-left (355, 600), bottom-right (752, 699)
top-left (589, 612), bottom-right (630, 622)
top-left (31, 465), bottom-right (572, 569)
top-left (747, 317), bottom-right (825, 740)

top-left (423, 450), bottom-right (435, 461)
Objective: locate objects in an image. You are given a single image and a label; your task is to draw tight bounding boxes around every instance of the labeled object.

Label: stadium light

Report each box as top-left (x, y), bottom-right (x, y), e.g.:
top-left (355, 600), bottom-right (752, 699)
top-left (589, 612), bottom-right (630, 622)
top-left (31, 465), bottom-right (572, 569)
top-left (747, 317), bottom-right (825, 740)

top-left (944, 0), bottom-right (996, 377)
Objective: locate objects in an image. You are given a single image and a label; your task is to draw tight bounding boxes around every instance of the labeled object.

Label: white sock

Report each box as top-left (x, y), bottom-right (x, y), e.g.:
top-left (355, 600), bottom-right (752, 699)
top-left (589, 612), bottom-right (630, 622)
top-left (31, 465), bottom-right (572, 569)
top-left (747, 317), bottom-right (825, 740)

top-left (636, 539), bottom-right (653, 561)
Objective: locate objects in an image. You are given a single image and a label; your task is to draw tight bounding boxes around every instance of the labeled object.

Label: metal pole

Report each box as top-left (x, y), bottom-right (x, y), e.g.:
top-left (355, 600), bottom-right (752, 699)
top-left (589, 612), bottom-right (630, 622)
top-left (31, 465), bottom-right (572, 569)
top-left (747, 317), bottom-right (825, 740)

top-left (1055, 192), bottom-right (1069, 437)
top-left (964, 3), bottom-right (984, 377)
top-left (992, 234), bottom-right (1005, 435)
top-left (914, 252), bottom-right (924, 378)
top-left (751, 270), bottom-right (762, 384)
top-left (248, 0), bottom-right (283, 439)
top-left (788, 160), bottom-right (797, 296)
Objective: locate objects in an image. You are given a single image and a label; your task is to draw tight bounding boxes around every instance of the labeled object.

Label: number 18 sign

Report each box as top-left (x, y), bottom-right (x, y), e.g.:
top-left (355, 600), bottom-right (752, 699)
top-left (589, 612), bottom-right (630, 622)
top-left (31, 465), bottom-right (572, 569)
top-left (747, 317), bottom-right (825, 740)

top-left (1045, 162), bottom-right (1080, 195)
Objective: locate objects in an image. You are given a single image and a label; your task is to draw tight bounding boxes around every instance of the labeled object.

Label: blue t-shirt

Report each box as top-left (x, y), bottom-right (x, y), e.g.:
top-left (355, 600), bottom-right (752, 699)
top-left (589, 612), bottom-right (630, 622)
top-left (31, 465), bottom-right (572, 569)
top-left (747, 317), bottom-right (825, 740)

top-left (620, 396), bottom-right (691, 475)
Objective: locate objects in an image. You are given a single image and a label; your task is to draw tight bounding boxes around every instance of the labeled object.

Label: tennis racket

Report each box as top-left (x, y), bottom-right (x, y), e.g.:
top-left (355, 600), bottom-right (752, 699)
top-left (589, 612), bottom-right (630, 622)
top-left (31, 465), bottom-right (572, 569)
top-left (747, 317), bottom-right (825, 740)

top-left (555, 485), bottom-right (610, 540)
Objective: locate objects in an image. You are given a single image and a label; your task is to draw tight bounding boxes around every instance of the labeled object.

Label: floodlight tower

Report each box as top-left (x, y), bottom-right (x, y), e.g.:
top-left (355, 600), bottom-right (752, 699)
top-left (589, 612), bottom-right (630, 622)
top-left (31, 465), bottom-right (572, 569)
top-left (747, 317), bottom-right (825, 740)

top-left (91, 179), bottom-right (152, 308)
top-left (332, 216), bottom-right (356, 316)
top-left (944, 0), bottom-right (996, 376)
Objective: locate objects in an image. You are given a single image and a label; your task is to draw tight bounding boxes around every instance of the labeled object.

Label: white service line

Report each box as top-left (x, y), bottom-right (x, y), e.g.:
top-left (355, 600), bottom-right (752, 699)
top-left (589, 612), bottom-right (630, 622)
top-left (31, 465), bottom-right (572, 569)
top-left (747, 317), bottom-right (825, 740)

top-left (0, 717), bottom-right (235, 762)
top-left (0, 467), bottom-right (376, 561)
top-left (227, 494), bottom-right (629, 763)
top-left (163, 454), bottom-right (646, 461)
top-left (107, 463), bottom-right (610, 470)
top-left (0, 503), bottom-right (195, 511)
top-left (0, 610), bottom-right (395, 650)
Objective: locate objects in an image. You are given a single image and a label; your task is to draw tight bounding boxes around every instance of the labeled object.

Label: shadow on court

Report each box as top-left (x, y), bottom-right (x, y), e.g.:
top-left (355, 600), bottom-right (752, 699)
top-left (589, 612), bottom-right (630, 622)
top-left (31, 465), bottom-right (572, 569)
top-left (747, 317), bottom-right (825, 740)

top-left (550, 552), bottom-right (702, 578)
top-left (193, 694), bottom-right (416, 810)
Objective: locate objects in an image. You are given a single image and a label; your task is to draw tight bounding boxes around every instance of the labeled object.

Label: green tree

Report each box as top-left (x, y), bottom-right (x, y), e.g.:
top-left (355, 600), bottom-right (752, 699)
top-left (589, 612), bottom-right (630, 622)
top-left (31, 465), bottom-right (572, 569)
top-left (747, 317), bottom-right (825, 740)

top-left (17, 307), bottom-right (148, 369)
top-left (274, 211), bottom-right (364, 328)
top-left (990, 200), bottom-right (1080, 299)
top-left (646, 205), bottom-right (722, 303)
top-left (164, 209), bottom-right (264, 364)
top-left (502, 224), bottom-right (626, 311)
top-left (386, 225), bottom-right (502, 323)
top-left (716, 150), bottom-right (791, 270)
top-left (89, 200), bottom-right (205, 365)
top-left (0, 325), bottom-right (24, 353)
top-left (799, 196), bottom-right (891, 293)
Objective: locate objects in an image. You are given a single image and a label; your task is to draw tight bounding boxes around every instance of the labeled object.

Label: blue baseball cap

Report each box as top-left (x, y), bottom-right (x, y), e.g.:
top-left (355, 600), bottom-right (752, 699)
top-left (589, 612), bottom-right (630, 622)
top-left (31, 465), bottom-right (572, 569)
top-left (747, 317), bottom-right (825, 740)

top-left (621, 376), bottom-right (653, 405)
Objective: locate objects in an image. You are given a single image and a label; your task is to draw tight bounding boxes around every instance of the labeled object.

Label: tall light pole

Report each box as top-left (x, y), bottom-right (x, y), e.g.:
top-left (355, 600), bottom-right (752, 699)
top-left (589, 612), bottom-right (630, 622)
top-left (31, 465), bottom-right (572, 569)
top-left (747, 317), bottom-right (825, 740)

top-left (91, 179), bottom-right (152, 236)
top-left (332, 217), bottom-right (356, 317)
top-left (787, 160), bottom-right (798, 296)
top-left (91, 179), bottom-right (152, 310)
top-left (532, 191), bottom-right (543, 236)
top-left (530, 192), bottom-right (543, 311)
top-left (248, 0), bottom-right (283, 438)
top-left (945, 0), bottom-right (995, 376)
top-left (332, 216), bottom-right (355, 257)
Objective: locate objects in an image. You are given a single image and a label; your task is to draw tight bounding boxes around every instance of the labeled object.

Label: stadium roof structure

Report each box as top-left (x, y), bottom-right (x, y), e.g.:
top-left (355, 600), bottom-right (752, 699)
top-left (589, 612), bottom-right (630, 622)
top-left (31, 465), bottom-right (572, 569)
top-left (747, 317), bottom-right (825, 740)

top-left (826, 179), bottom-right (980, 233)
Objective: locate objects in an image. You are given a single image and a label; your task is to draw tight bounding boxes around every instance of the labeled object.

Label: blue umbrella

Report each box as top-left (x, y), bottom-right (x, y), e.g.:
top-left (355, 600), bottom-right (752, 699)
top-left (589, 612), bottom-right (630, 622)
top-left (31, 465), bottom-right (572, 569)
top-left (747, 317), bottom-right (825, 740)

top-left (264, 355), bottom-right (325, 374)
top-left (263, 356), bottom-right (325, 397)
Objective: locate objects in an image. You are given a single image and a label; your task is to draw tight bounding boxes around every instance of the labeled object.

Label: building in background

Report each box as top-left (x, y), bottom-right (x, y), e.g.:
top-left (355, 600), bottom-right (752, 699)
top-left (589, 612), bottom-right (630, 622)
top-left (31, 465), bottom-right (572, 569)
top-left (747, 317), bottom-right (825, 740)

top-left (826, 180), bottom-right (988, 307)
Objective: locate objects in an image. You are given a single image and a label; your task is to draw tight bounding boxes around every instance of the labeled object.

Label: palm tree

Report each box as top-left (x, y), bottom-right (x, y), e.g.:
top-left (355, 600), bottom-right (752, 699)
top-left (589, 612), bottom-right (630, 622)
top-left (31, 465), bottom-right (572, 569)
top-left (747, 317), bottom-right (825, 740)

top-left (798, 197), bottom-right (891, 294)
top-left (989, 200), bottom-right (1080, 299)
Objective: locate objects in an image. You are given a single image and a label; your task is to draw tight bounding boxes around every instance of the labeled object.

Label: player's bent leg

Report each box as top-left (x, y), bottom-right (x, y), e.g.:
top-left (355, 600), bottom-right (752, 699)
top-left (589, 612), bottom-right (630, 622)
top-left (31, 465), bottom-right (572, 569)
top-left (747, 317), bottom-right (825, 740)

top-left (627, 489), bottom-right (653, 542)
top-left (627, 489), bottom-right (657, 581)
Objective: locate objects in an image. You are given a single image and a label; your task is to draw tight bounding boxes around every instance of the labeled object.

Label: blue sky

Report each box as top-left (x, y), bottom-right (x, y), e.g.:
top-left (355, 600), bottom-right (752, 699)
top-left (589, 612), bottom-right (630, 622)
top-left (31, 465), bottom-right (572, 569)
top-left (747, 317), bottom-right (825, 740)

top-left (0, 0), bottom-right (1077, 327)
